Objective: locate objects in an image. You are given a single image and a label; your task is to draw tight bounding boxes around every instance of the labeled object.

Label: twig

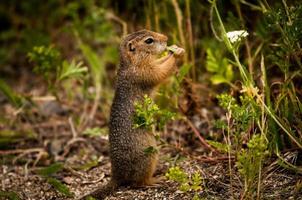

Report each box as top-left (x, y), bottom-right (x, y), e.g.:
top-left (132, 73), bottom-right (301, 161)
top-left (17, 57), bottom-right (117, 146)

top-left (171, 0), bottom-right (185, 47)
top-left (184, 117), bottom-right (217, 152)
top-left (0, 148), bottom-right (45, 155)
top-left (68, 117), bottom-right (78, 138)
top-left (32, 96), bottom-right (56, 101)
top-left (0, 148), bottom-right (48, 166)
top-left (171, 143), bottom-right (233, 163)
top-left (81, 173), bottom-right (105, 184)
top-left (61, 137), bottom-right (87, 158)
top-left (105, 11), bottom-right (128, 36)
top-left (88, 84), bottom-right (101, 123)
top-left (62, 118), bottom-right (87, 157)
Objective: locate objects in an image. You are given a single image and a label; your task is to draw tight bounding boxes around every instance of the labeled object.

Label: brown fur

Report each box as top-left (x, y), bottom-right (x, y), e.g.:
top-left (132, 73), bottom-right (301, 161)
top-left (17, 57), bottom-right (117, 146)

top-left (79, 30), bottom-right (183, 200)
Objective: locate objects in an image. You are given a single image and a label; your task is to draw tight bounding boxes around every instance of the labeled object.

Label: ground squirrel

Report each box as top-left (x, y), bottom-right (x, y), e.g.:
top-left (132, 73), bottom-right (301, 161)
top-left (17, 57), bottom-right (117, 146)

top-left (80, 30), bottom-right (184, 199)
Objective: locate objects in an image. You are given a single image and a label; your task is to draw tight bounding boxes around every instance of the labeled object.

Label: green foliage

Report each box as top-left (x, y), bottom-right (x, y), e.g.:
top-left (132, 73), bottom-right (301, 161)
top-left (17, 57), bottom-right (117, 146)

top-left (191, 172), bottom-right (203, 191)
top-left (76, 159), bottom-right (99, 171)
top-left (0, 79), bottom-right (24, 108)
top-left (0, 191), bottom-right (21, 200)
top-left (212, 0), bottom-right (302, 150)
top-left (28, 45), bottom-right (87, 88)
top-left (37, 163), bottom-right (73, 197)
top-left (0, 129), bottom-right (37, 147)
top-left (176, 63), bottom-right (193, 83)
top-left (77, 40), bottom-right (104, 86)
top-left (166, 166), bottom-right (202, 194)
top-left (236, 134), bottom-right (269, 195)
top-left (206, 140), bottom-right (229, 153)
top-left (47, 177), bottom-right (73, 197)
top-left (218, 94), bottom-right (260, 130)
top-left (264, 4), bottom-right (302, 70)
top-left (215, 92), bottom-right (268, 196)
top-left (82, 127), bottom-right (107, 137)
top-left (85, 197), bottom-right (97, 200)
top-left (143, 146), bottom-right (158, 155)
top-left (27, 45), bottom-right (61, 81)
top-left (216, 93), bottom-right (260, 150)
top-left (58, 60), bottom-right (88, 81)
top-left (166, 166), bottom-right (189, 192)
top-left (37, 162), bottom-right (64, 177)
top-left (205, 48), bottom-right (233, 85)
top-left (133, 95), bottom-right (176, 130)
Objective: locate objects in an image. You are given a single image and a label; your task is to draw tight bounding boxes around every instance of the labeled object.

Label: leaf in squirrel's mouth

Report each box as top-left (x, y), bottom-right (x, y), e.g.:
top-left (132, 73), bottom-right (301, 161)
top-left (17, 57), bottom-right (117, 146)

top-left (157, 46), bottom-right (177, 58)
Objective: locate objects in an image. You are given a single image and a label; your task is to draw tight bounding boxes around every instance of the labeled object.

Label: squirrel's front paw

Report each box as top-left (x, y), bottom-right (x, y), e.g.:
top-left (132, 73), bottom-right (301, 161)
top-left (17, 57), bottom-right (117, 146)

top-left (167, 45), bottom-right (185, 57)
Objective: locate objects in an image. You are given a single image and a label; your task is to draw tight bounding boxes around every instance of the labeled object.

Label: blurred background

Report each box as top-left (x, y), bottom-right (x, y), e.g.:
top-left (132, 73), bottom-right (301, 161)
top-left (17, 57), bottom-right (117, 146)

top-left (0, 0), bottom-right (301, 199)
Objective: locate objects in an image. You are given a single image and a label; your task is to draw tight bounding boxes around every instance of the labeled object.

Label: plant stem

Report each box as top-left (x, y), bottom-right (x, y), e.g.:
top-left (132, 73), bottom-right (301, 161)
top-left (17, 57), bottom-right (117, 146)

top-left (185, 0), bottom-right (196, 80)
top-left (171, 0), bottom-right (187, 63)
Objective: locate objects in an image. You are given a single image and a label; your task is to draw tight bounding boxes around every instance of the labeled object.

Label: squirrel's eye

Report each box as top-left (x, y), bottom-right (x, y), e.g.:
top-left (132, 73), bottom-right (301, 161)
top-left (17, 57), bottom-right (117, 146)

top-left (144, 38), bottom-right (154, 44)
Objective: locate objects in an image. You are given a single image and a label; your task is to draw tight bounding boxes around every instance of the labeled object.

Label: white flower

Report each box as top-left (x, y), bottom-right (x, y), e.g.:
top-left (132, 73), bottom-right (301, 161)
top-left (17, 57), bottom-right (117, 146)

top-left (226, 30), bottom-right (248, 43)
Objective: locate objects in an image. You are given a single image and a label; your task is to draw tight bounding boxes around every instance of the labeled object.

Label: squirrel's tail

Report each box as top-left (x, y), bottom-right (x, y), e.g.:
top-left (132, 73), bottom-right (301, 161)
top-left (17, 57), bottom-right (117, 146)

top-left (78, 180), bottom-right (118, 200)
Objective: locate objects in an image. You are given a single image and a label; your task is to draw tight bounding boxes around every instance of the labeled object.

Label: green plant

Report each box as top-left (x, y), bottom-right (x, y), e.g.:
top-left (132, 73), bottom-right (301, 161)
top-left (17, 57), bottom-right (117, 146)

top-left (27, 45), bottom-right (61, 83)
top-left (216, 93), bottom-right (260, 150)
top-left (133, 95), bottom-right (176, 155)
top-left (166, 166), bottom-right (202, 198)
top-left (58, 60), bottom-right (88, 81)
top-left (0, 191), bottom-right (20, 200)
top-left (236, 134), bottom-right (269, 198)
top-left (210, 0), bottom-right (302, 151)
top-left (209, 1), bottom-right (302, 198)
top-left (37, 163), bottom-right (73, 197)
top-left (205, 47), bottom-right (233, 85)
top-left (27, 45), bottom-right (87, 90)
top-left (133, 95), bottom-right (176, 131)
top-left (82, 127), bottom-right (107, 137)
top-left (0, 79), bottom-right (24, 108)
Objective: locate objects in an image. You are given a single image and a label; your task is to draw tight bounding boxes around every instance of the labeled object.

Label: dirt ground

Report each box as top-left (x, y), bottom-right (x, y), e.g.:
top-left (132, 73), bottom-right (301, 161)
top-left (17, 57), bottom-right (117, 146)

top-left (1, 139), bottom-right (302, 200)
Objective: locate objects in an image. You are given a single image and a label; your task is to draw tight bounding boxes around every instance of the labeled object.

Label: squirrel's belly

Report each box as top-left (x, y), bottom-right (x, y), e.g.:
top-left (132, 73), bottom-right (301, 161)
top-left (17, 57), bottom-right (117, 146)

top-left (110, 131), bottom-right (157, 183)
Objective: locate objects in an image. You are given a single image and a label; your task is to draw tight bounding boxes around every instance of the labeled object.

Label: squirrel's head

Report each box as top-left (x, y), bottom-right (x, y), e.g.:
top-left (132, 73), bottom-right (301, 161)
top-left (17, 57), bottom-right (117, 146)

top-left (120, 30), bottom-right (168, 68)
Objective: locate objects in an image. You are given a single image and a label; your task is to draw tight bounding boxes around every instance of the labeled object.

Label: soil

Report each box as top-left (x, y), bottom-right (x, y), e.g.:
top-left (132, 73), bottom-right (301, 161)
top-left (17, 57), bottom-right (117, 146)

top-left (1, 137), bottom-right (302, 200)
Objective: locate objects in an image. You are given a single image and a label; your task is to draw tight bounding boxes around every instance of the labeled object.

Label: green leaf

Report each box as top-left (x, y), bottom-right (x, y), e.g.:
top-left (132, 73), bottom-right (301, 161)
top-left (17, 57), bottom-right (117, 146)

top-left (179, 182), bottom-right (190, 192)
top-left (27, 45), bottom-right (61, 80)
top-left (191, 172), bottom-right (202, 191)
top-left (37, 163), bottom-right (64, 177)
top-left (143, 146), bottom-right (158, 155)
top-left (77, 40), bottom-right (104, 83)
top-left (177, 63), bottom-right (192, 82)
top-left (76, 160), bottom-right (99, 171)
top-left (85, 196), bottom-right (97, 200)
top-left (210, 74), bottom-right (228, 85)
top-left (47, 177), bottom-right (73, 197)
top-left (0, 129), bottom-right (37, 145)
top-left (206, 140), bottom-right (229, 153)
top-left (192, 193), bottom-right (201, 200)
top-left (83, 127), bottom-right (107, 137)
top-left (103, 46), bottom-right (118, 64)
top-left (166, 46), bottom-right (178, 53)
top-left (165, 166), bottom-right (188, 184)
top-left (225, 64), bottom-right (234, 81)
top-left (58, 60), bottom-right (87, 81)
top-left (206, 49), bottom-right (219, 72)
top-left (0, 79), bottom-right (23, 107)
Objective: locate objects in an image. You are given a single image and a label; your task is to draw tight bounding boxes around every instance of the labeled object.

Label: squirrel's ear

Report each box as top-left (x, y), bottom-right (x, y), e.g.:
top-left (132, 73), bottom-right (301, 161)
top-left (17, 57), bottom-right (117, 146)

top-left (128, 42), bottom-right (135, 52)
